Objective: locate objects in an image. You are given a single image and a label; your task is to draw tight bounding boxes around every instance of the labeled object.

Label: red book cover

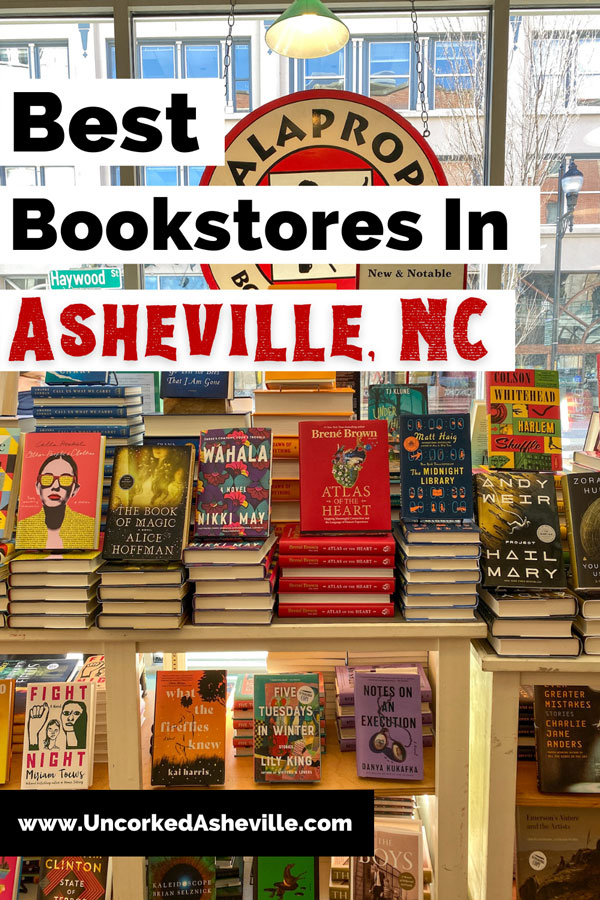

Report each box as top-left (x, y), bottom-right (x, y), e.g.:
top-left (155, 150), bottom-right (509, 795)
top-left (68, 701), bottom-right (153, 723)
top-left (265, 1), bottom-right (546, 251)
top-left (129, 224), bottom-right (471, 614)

top-left (299, 420), bottom-right (391, 533)
top-left (279, 554), bottom-right (395, 568)
top-left (278, 602), bottom-right (395, 618)
top-left (279, 526), bottom-right (395, 554)
top-left (279, 577), bottom-right (395, 594)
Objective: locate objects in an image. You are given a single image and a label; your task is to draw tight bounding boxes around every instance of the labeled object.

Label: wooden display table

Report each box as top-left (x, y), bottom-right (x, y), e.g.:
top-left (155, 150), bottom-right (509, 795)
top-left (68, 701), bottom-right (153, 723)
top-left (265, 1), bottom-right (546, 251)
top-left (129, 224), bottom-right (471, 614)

top-left (469, 640), bottom-right (600, 900)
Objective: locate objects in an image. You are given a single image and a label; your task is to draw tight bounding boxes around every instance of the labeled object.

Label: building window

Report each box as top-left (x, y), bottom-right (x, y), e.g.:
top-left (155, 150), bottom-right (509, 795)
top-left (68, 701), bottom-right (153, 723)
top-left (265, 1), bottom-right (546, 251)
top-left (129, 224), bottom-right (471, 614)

top-left (433, 40), bottom-right (479, 108)
top-left (144, 270), bottom-right (208, 290)
top-left (577, 36), bottom-right (600, 106)
top-left (0, 42), bottom-right (69, 79)
top-left (365, 41), bottom-right (411, 109)
top-left (294, 47), bottom-right (348, 91)
top-left (139, 43), bottom-right (176, 78)
top-left (184, 42), bottom-right (220, 78)
top-left (0, 166), bottom-right (75, 186)
top-left (107, 40), bottom-right (116, 78)
top-left (233, 41), bottom-right (251, 112)
top-left (140, 166), bottom-right (206, 186)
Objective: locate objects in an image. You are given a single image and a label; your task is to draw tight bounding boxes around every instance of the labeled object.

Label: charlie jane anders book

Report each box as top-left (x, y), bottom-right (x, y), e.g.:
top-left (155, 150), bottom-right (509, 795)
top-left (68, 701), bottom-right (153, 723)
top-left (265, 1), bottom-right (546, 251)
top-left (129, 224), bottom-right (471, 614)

top-left (486, 369), bottom-right (562, 471)
top-left (148, 857), bottom-right (216, 900)
top-left (253, 674), bottom-right (321, 783)
top-left (37, 858), bottom-right (111, 900)
top-left (368, 385), bottom-right (428, 443)
top-left (298, 420), bottom-right (391, 533)
top-left (562, 472), bottom-right (600, 591)
top-left (399, 414), bottom-right (473, 521)
top-left (475, 471), bottom-right (566, 589)
top-left (516, 806), bottom-right (600, 900)
top-left (16, 433), bottom-right (105, 551)
top-left (195, 428), bottom-right (272, 539)
top-left (534, 685), bottom-right (600, 793)
top-left (352, 819), bottom-right (424, 900)
top-left (354, 670), bottom-right (423, 781)
top-left (252, 859), bottom-right (318, 900)
top-left (21, 681), bottom-right (96, 790)
top-left (103, 444), bottom-right (195, 562)
top-left (0, 857), bottom-right (21, 900)
top-left (151, 670), bottom-right (226, 786)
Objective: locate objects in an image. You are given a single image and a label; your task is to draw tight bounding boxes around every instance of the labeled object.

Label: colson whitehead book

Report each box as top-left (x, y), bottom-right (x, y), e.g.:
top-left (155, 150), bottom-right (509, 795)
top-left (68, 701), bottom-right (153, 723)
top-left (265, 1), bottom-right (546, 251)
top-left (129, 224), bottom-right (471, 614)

top-left (21, 681), bottom-right (97, 790)
top-left (354, 670), bottom-right (423, 781)
top-left (368, 384), bottom-right (428, 443)
top-left (476, 471), bottom-right (566, 588)
top-left (486, 369), bottom-right (562, 471)
top-left (399, 413), bottom-right (473, 521)
top-left (16, 433), bottom-right (105, 551)
top-left (0, 858), bottom-right (21, 900)
top-left (562, 472), bottom-right (600, 591)
top-left (103, 444), bottom-right (195, 562)
top-left (253, 674), bottom-right (321, 783)
top-left (37, 858), bottom-right (111, 900)
top-left (534, 685), bottom-right (600, 794)
top-left (151, 670), bottom-right (226, 786)
top-left (298, 420), bottom-right (391, 533)
top-left (253, 858), bottom-right (318, 900)
top-left (148, 857), bottom-right (216, 900)
top-left (195, 428), bottom-right (272, 538)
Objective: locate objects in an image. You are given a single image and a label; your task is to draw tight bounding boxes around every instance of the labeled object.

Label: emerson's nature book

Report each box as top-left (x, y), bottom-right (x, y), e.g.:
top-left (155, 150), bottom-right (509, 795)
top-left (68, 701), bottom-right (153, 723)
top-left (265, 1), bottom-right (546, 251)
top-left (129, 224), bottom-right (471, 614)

top-left (195, 428), bottom-right (272, 539)
top-left (253, 674), bottom-right (321, 783)
top-left (151, 670), bottom-right (227, 786)
top-left (534, 685), bottom-right (600, 794)
top-left (103, 444), bottom-right (195, 562)
top-left (21, 681), bottom-right (96, 790)
top-left (148, 857), bottom-right (216, 900)
top-left (37, 858), bottom-right (111, 900)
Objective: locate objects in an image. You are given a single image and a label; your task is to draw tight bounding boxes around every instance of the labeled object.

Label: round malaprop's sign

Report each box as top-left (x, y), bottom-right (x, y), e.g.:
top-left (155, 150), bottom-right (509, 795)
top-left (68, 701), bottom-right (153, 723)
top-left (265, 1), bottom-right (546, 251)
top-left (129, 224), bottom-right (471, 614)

top-left (201, 90), bottom-right (466, 291)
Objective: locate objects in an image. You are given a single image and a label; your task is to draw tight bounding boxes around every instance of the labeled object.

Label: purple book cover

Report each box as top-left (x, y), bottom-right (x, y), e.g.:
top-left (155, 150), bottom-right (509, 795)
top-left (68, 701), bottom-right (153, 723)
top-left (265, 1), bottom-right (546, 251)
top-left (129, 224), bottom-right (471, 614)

top-left (335, 663), bottom-right (431, 705)
top-left (195, 428), bottom-right (272, 538)
top-left (354, 670), bottom-right (424, 780)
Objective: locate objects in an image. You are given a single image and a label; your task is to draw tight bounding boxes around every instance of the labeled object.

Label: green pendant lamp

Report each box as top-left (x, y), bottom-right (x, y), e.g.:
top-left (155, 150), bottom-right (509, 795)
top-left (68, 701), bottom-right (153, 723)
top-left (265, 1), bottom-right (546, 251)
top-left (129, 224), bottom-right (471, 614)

top-left (265, 0), bottom-right (349, 59)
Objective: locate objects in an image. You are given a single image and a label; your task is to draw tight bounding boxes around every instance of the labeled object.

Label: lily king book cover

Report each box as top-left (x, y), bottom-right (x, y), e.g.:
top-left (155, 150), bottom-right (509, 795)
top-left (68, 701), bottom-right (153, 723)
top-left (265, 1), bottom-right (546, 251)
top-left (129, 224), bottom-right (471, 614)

top-left (253, 674), bottom-right (321, 783)
top-left (354, 669), bottom-right (424, 781)
top-left (195, 428), bottom-right (272, 538)
top-left (298, 420), bottom-right (391, 533)
top-left (475, 471), bottom-right (566, 589)
top-left (399, 413), bottom-right (473, 521)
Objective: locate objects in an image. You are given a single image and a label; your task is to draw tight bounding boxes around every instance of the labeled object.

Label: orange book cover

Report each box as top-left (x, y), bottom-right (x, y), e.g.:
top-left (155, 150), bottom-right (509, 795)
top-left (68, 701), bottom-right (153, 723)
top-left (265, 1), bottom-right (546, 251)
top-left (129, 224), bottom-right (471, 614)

top-left (272, 436), bottom-right (300, 458)
top-left (151, 670), bottom-right (226, 786)
top-left (272, 480), bottom-right (300, 502)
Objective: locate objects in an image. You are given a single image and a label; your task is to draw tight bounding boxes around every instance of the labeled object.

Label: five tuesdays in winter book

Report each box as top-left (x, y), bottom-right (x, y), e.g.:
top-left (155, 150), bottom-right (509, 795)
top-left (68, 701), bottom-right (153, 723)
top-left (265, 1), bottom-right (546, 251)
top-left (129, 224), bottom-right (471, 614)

top-left (21, 681), bottom-right (96, 789)
top-left (151, 671), bottom-right (227, 786)
top-left (148, 857), bottom-right (216, 900)
top-left (253, 674), bottom-right (321, 783)
top-left (37, 858), bottom-right (111, 900)
top-left (195, 428), bottom-right (272, 539)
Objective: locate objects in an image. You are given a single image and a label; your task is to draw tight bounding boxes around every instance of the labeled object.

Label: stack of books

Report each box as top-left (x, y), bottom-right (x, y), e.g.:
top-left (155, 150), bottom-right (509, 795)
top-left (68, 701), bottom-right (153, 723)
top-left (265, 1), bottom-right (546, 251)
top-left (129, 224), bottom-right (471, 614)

top-left (328, 858), bottom-right (350, 900)
top-left (477, 470), bottom-right (580, 656)
top-left (278, 525), bottom-right (396, 618)
top-left (96, 562), bottom-right (189, 629)
top-left (0, 541), bottom-right (16, 627)
top-left (517, 685), bottom-right (536, 761)
top-left (216, 857), bottom-right (243, 900)
top-left (563, 470), bottom-right (600, 655)
top-left (267, 649), bottom-right (346, 724)
top-left (253, 372), bottom-right (354, 533)
top-left (334, 662), bottom-right (434, 751)
top-left (185, 533), bottom-right (278, 626)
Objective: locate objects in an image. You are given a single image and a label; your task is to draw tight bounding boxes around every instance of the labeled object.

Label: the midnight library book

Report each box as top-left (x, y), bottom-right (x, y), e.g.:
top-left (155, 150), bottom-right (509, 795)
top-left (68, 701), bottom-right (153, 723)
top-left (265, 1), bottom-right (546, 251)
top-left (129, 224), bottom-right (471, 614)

top-left (252, 859), bottom-right (318, 900)
top-left (298, 420), bottom-right (391, 533)
top-left (37, 858), bottom-right (111, 900)
top-left (486, 369), bottom-right (562, 471)
top-left (151, 671), bottom-right (226, 786)
top-left (534, 685), bottom-right (600, 794)
top-left (253, 674), bottom-right (321, 783)
top-left (368, 384), bottom-right (428, 443)
top-left (195, 428), bottom-right (272, 539)
top-left (354, 669), bottom-right (424, 781)
top-left (103, 444), bottom-right (195, 562)
top-left (475, 471), bottom-right (566, 588)
top-left (399, 414), bottom-right (473, 521)
top-left (562, 472), bottom-right (600, 592)
top-left (148, 857), bottom-right (216, 900)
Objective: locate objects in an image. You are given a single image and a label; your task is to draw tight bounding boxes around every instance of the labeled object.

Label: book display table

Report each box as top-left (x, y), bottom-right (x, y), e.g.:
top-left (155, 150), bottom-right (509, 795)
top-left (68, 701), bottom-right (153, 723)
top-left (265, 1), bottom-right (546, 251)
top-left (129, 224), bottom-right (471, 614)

top-left (0, 618), bottom-right (486, 900)
top-left (469, 640), bottom-right (600, 900)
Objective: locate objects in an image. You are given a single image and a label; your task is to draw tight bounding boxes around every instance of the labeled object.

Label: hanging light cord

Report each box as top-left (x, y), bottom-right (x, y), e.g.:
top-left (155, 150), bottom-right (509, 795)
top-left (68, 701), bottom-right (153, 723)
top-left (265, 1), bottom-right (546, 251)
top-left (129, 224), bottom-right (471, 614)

top-left (410, 0), bottom-right (430, 138)
top-left (224, 0), bottom-right (236, 99)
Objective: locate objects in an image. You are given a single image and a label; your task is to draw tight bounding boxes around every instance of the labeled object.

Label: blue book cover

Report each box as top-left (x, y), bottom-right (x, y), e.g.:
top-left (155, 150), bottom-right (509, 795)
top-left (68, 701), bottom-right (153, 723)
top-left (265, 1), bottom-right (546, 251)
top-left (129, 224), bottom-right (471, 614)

top-left (45, 372), bottom-right (109, 384)
top-left (34, 404), bottom-right (142, 419)
top-left (399, 413), bottom-right (473, 521)
top-left (160, 372), bottom-right (233, 399)
top-left (36, 423), bottom-right (144, 438)
top-left (32, 385), bottom-right (142, 400)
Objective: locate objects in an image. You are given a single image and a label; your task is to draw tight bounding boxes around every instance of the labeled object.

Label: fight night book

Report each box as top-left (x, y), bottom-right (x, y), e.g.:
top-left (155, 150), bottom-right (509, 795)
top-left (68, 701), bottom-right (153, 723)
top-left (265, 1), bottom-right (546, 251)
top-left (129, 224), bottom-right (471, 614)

top-left (37, 858), bottom-right (111, 900)
top-left (253, 674), bottom-right (321, 783)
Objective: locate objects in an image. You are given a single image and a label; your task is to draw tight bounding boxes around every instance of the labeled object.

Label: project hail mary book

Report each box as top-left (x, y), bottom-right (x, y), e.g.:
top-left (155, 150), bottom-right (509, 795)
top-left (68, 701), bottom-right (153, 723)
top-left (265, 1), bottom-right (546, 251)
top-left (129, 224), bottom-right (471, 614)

top-left (253, 674), bottom-right (321, 783)
top-left (298, 420), bottom-right (391, 532)
top-left (195, 428), bottom-right (272, 538)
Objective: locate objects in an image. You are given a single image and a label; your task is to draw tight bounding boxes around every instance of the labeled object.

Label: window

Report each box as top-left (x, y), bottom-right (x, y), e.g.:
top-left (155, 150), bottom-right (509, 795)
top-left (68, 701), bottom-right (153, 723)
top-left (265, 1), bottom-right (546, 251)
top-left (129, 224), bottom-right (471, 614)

top-left (0, 166), bottom-right (75, 186)
top-left (184, 42), bottom-right (220, 78)
top-left (0, 42), bottom-right (68, 79)
top-left (141, 166), bottom-right (206, 186)
top-left (366, 41), bottom-right (411, 109)
top-left (107, 40), bottom-right (116, 78)
top-left (577, 36), bottom-right (600, 106)
top-left (139, 43), bottom-right (176, 78)
top-left (433, 39), bottom-right (479, 108)
top-left (295, 48), bottom-right (347, 91)
top-left (232, 42), bottom-right (251, 112)
top-left (143, 267), bottom-right (208, 290)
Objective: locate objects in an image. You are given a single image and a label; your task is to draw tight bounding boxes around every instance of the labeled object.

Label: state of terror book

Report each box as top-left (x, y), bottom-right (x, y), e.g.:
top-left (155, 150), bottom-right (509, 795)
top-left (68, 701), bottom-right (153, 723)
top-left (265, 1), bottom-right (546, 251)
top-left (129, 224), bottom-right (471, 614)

top-left (399, 413), bottom-right (473, 521)
top-left (147, 857), bottom-right (216, 900)
top-left (252, 859), bottom-right (318, 900)
top-left (486, 369), bottom-right (562, 471)
top-left (253, 674), bottom-right (321, 783)
top-left (562, 471), bottom-right (600, 591)
top-left (103, 444), bottom-right (195, 562)
top-left (151, 670), bottom-right (226, 786)
top-left (475, 471), bottom-right (566, 588)
top-left (298, 420), bottom-right (391, 533)
top-left (354, 670), bottom-right (423, 781)
top-left (534, 685), bottom-right (600, 794)
top-left (21, 682), bottom-right (96, 790)
top-left (195, 428), bottom-right (272, 539)
top-left (368, 384), bottom-right (428, 443)
top-left (37, 858), bottom-right (111, 900)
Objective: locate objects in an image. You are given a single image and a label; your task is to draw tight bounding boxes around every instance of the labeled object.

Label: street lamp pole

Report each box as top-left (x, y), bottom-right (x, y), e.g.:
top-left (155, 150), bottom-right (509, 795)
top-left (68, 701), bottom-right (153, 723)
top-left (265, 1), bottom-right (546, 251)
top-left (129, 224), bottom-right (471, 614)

top-left (550, 157), bottom-right (584, 370)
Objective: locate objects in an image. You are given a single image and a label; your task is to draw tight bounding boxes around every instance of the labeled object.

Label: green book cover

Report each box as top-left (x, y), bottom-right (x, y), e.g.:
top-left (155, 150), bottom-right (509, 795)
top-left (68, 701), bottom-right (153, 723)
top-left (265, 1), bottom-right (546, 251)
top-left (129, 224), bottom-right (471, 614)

top-left (368, 384), bottom-right (428, 443)
top-left (253, 859), bottom-right (318, 900)
top-left (253, 674), bottom-right (321, 783)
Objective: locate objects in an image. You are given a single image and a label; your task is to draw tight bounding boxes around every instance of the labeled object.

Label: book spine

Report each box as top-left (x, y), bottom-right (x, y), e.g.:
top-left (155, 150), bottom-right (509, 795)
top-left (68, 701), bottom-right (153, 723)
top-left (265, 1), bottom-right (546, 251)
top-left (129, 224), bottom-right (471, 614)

top-left (33, 405), bottom-right (140, 418)
top-left (279, 554), bottom-right (395, 567)
top-left (272, 436), bottom-right (300, 458)
top-left (279, 577), bottom-right (395, 593)
top-left (271, 480), bottom-right (300, 502)
top-left (277, 602), bottom-right (395, 617)
top-left (32, 386), bottom-right (131, 398)
top-left (279, 536), bottom-right (394, 554)
top-left (35, 423), bottom-right (138, 437)
top-left (561, 474), bottom-right (580, 589)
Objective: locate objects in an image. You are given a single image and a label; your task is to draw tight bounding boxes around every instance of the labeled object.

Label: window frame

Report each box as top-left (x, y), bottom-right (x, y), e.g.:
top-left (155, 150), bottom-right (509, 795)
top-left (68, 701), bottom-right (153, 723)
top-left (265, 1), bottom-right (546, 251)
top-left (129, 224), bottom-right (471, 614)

top-left (362, 37), bottom-right (414, 110)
